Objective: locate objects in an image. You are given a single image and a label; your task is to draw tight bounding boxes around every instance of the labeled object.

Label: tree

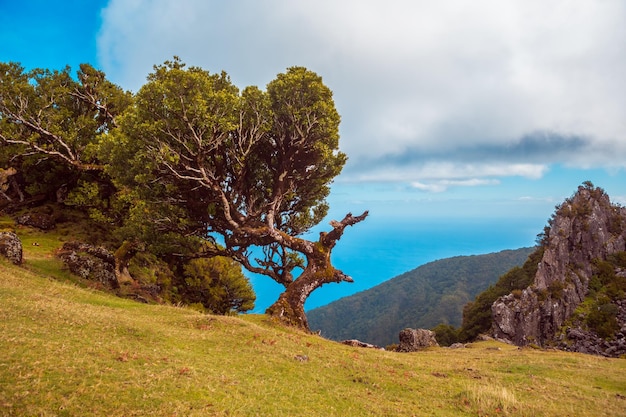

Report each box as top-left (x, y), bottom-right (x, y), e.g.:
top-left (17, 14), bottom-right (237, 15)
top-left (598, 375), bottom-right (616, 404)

top-left (110, 59), bottom-right (367, 329)
top-left (0, 62), bottom-right (130, 171)
top-left (0, 62), bottom-right (131, 204)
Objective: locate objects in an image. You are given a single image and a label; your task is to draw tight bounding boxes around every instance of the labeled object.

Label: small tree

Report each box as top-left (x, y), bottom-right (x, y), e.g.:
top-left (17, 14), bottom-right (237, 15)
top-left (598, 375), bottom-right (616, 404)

top-left (110, 59), bottom-right (367, 329)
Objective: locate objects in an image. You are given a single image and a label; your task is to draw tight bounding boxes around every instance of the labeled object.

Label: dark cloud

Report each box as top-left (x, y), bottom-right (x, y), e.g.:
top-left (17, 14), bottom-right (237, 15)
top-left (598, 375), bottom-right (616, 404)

top-left (348, 132), bottom-right (590, 171)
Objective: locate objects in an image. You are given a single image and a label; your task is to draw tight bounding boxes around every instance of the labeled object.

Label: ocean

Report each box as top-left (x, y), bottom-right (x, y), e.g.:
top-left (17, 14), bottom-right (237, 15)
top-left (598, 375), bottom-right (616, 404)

top-left (248, 215), bottom-right (547, 313)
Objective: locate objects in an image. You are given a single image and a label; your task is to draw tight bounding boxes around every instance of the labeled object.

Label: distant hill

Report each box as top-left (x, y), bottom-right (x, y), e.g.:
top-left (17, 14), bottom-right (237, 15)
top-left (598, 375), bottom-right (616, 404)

top-left (308, 247), bottom-right (534, 346)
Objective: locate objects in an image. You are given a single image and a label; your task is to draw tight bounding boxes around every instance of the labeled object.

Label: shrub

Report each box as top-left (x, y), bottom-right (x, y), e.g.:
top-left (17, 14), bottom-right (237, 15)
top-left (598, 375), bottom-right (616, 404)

top-left (548, 281), bottom-right (565, 299)
top-left (182, 257), bottom-right (255, 314)
top-left (586, 298), bottom-right (618, 339)
top-left (431, 324), bottom-right (460, 347)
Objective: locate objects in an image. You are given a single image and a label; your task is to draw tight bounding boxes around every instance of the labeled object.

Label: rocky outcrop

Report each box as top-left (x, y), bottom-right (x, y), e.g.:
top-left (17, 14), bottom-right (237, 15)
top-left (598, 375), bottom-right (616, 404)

top-left (0, 232), bottom-right (23, 265)
top-left (492, 184), bottom-right (626, 350)
top-left (57, 241), bottom-right (118, 289)
top-left (556, 300), bottom-right (626, 357)
top-left (397, 328), bottom-right (439, 352)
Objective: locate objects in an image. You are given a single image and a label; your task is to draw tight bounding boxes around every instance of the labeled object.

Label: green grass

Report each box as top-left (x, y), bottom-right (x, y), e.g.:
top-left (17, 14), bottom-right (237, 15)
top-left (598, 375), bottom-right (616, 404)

top-left (1, 223), bottom-right (626, 416)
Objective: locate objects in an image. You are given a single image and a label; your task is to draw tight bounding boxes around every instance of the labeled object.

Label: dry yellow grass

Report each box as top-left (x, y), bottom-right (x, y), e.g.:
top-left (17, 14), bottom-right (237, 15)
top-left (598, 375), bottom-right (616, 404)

top-left (1, 223), bottom-right (625, 416)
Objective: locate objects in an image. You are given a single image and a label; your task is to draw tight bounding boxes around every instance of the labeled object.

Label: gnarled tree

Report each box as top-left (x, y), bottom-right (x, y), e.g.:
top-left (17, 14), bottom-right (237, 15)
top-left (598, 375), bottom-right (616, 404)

top-left (110, 59), bottom-right (367, 329)
top-left (0, 62), bottom-right (131, 170)
top-left (0, 62), bottom-right (131, 203)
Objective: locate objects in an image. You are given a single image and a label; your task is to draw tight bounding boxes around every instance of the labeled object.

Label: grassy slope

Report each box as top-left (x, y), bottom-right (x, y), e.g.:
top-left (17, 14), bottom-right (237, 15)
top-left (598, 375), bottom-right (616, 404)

top-left (1, 225), bottom-right (625, 416)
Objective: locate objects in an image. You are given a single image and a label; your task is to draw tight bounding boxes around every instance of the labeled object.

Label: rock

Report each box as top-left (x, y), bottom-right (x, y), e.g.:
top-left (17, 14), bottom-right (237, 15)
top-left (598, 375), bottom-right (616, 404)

top-left (397, 328), bottom-right (439, 352)
top-left (341, 339), bottom-right (384, 349)
top-left (16, 212), bottom-right (55, 230)
top-left (567, 328), bottom-right (586, 340)
top-left (448, 343), bottom-right (466, 349)
top-left (0, 232), bottom-right (23, 265)
top-left (57, 241), bottom-right (118, 289)
top-left (60, 241), bottom-right (116, 264)
top-left (492, 185), bottom-right (626, 348)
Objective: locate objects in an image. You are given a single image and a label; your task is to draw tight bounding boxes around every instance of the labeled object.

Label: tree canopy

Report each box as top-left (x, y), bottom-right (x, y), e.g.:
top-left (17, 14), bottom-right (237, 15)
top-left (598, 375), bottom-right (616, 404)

top-left (0, 62), bottom-right (131, 171)
top-left (1, 58), bottom-right (366, 328)
top-left (107, 58), bottom-right (366, 328)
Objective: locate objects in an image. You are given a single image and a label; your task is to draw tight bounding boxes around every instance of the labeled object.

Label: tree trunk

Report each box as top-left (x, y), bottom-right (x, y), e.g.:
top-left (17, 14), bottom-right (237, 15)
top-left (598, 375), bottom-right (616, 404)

top-left (265, 211), bottom-right (368, 330)
top-left (266, 261), bottom-right (335, 330)
top-left (265, 236), bottom-right (356, 329)
top-left (114, 240), bottom-right (139, 285)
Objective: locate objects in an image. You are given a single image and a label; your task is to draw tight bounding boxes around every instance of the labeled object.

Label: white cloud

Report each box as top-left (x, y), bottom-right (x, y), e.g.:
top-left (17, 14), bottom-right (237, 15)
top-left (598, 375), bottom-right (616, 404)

top-left (98, 0), bottom-right (626, 186)
top-left (343, 161), bottom-right (548, 183)
top-left (411, 178), bottom-right (500, 193)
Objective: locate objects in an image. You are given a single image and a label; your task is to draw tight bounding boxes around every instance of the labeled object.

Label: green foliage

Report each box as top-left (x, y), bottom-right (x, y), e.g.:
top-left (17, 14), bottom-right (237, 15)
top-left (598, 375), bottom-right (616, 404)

top-left (0, 61), bottom-right (131, 211)
top-left (548, 280), bottom-right (565, 299)
top-left (182, 257), bottom-right (255, 314)
top-left (580, 254), bottom-right (626, 339)
top-left (586, 296), bottom-right (619, 339)
top-left (127, 252), bottom-right (175, 287)
top-left (431, 323), bottom-right (461, 346)
top-left (590, 257), bottom-right (626, 299)
top-left (111, 59), bottom-right (345, 241)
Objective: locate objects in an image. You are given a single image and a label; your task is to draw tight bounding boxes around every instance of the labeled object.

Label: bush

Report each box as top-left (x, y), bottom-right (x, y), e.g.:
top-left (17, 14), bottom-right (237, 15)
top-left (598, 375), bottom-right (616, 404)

top-left (182, 257), bottom-right (255, 314)
top-left (548, 281), bottom-right (565, 299)
top-left (431, 324), bottom-right (460, 347)
top-left (586, 297), bottom-right (619, 339)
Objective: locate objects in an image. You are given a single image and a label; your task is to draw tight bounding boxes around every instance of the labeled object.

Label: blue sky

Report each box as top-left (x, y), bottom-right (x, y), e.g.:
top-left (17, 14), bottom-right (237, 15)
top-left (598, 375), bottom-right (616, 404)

top-left (2, 1), bottom-right (625, 311)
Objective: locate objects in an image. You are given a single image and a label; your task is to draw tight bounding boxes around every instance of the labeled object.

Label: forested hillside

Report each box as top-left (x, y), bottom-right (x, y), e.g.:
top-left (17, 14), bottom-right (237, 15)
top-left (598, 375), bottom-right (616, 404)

top-left (308, 247), bottom-right (533, 346)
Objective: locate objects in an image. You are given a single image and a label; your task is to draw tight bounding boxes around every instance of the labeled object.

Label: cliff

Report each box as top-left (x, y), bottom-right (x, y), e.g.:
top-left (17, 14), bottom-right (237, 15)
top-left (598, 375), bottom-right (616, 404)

top-left (492, 183), bottom-right (626, 355)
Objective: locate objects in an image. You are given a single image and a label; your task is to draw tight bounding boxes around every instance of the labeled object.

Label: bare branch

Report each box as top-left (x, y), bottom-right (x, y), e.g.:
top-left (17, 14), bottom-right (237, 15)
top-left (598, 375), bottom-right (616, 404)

top-left (321, 211), bottom-right (369, 248)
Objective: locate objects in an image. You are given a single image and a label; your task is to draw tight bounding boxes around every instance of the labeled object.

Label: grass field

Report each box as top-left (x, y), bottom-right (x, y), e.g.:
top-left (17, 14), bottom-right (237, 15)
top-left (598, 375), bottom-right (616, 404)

top-left (1, 222), bottom-right (625, 416)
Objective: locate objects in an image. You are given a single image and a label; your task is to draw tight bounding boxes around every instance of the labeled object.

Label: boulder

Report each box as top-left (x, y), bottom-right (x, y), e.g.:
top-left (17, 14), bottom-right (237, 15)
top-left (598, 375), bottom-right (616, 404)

top-left (57, 242), bottom-right (118, 289)
top-left (397, 328), bottom-right (439, 352)
top-left (16, 212), bottom-right (55, 230)
top-left (0, 232), bottom-right (23, 265)
top-left (341, 339), bottom-right (384, 349)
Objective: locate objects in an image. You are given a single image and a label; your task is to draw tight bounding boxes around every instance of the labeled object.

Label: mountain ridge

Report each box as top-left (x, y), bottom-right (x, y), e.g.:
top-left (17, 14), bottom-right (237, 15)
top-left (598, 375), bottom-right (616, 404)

top-left (308, 247), bottom-right (533, 346)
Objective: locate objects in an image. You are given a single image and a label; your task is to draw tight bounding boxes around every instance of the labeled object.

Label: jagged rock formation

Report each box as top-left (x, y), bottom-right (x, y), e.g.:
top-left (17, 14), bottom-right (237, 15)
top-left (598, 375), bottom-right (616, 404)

top-left (0, 231), bottom-right (23, 265)
top-left (492, 184), bottom-right (626, 353)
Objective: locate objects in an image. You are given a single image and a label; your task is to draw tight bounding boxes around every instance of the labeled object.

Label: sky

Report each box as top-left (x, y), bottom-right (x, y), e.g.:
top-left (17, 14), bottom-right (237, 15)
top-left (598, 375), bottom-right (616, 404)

top-left (2, 0), bottom-right (626, 312)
